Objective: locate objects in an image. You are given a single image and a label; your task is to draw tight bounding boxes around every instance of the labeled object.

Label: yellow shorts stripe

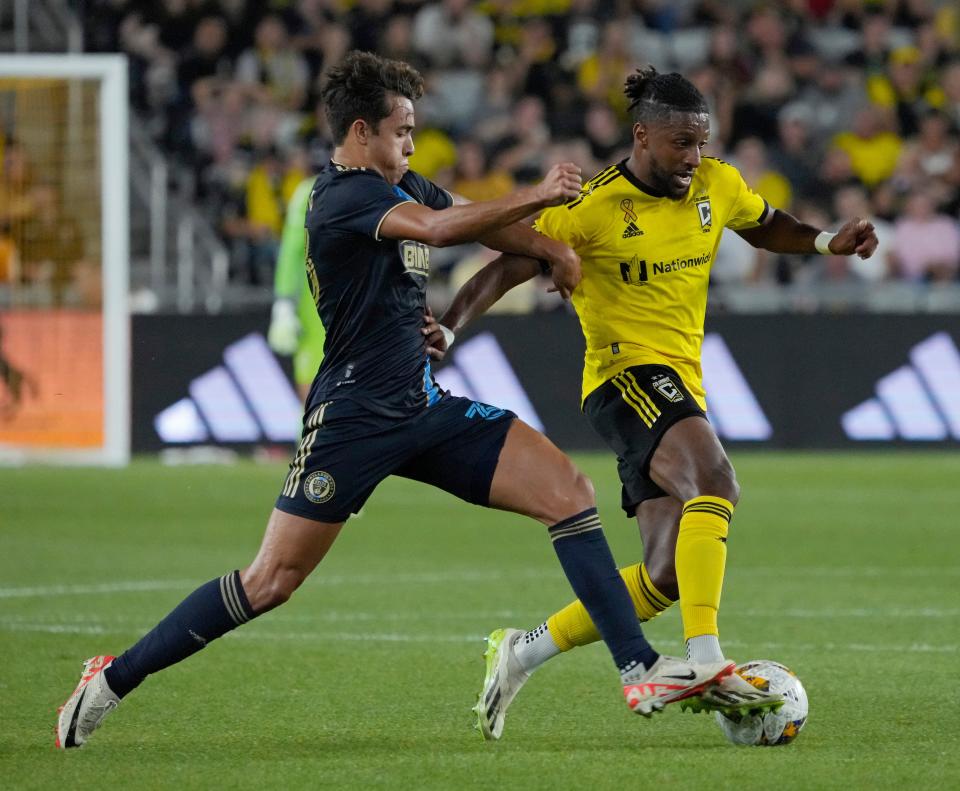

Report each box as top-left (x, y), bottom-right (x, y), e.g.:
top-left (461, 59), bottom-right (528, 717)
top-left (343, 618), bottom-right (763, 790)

top-left (614, 374), bottom-right (657, 426)
top-left (624, 371), bottom-right (662, 418)
top-left (617, 372), bottom-right (661, 424)
top-left (612, 374), bottom-right (656, 428)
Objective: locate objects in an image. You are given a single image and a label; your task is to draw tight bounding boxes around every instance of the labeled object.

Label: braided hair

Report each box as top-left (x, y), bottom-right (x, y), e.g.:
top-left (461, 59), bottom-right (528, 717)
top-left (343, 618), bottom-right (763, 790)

top-left (624, 65), bottom-right (708, 123)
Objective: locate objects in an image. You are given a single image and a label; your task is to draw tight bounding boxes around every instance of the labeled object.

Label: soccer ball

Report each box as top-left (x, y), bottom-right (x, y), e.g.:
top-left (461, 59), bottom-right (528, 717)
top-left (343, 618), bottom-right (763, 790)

top-left (715, 660), bottom-right (808, 746)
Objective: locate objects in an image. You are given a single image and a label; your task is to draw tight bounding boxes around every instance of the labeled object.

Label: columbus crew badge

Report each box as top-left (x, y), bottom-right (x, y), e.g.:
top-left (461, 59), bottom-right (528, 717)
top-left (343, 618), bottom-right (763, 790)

top-left (695, 198), bottom-right (712, 232)
top-left (304, 471), bottom-right (336, 503)
top-left (652, 375), bottom-right (685, 403)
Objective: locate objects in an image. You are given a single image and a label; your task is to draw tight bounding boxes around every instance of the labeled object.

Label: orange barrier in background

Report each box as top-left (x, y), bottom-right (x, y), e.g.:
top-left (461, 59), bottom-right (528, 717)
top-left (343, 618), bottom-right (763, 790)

top-left (0, 310), bottom-right (103, 448)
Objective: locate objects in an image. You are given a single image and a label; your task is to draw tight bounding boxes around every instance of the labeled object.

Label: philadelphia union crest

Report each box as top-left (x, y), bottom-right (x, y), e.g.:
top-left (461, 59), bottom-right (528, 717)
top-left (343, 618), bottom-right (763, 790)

top-left (304, 471), bottom-right (336, 503)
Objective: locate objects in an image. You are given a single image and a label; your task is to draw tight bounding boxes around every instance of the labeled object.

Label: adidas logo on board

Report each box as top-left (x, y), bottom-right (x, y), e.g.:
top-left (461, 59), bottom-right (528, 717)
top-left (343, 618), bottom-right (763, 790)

top-left (432, 333), bottom-right (543, 430)
top-left (842, 332), bottom-right (960, 441)
top-left (154, 334), bottom-right (302, 443)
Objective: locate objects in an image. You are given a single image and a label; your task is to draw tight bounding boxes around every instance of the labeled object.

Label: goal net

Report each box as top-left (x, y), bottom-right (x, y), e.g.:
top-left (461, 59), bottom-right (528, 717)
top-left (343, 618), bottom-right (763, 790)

top-left (0, 55), bottom-right (128, 465)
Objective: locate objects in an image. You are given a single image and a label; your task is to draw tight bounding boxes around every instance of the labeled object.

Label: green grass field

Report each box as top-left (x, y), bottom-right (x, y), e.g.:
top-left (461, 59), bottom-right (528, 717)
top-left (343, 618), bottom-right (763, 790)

top-left (2, 452), bottom-right (959, 790)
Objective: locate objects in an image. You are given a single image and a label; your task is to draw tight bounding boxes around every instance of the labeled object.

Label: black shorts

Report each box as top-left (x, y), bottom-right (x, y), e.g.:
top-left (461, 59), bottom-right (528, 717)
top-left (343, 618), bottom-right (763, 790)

top-left (583, 364), bottom-right (706, 516)
top-left (276, 394), bottom-right (516, 523)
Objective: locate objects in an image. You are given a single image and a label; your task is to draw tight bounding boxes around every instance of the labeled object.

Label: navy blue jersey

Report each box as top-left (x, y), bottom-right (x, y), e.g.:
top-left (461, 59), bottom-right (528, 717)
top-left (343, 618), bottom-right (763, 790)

top-left (303, 162), bottom-right (452, 418)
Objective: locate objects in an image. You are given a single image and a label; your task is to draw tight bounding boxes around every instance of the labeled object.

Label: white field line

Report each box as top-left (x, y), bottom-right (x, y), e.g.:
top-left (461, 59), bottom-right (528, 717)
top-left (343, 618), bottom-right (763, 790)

top-left (0, 580), bottom-right (197, 599)
top-left (2, 565), bottom-right (959, 600)
top-left (2, 604), bottom-right (956, 625)
top-left (739, 607), bottom-right (960, 618)
top-left (0, 617), bottom-right (955, 655)
top-left (0, 571), bottom-right (542, 599)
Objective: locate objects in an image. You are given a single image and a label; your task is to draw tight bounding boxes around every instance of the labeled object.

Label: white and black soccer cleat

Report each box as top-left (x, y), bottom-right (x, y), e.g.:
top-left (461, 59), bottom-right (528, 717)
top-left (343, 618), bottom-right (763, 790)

top-left (55, 655), bottom-right (120, 749)
top-left (623, 655), bottom-right (735, 717)
top-left (473, 628), bottom-right (530, 741)
top-left (680, 666), bottom-right (785, 716)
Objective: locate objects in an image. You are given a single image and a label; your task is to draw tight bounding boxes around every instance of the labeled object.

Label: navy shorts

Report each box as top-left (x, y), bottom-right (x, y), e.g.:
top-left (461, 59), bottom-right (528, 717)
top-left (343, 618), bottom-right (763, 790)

top-left (583, 364), bottom-right (707, 516)
top-left (276, 394), bottom-right (516, 523)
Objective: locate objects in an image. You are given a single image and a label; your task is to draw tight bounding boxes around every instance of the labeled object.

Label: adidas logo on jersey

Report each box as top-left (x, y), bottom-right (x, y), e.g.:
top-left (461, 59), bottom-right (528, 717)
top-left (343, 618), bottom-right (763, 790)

top-left (842, 332), bottom-right (960, 441)
top-left (622, 222), bottom-right (644, 238)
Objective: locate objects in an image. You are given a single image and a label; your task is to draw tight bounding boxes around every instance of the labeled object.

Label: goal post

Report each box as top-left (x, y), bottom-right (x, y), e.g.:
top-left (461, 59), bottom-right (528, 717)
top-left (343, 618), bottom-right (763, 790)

top-left (0, 54), bottom-right (129, 465)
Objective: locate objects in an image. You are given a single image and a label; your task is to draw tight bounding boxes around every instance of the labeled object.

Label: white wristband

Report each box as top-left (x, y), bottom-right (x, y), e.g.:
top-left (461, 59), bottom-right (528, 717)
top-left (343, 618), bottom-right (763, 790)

top-left (814, 231), bottom-right (837, 255)
top-left (439, 324), bottom-right (455, 349)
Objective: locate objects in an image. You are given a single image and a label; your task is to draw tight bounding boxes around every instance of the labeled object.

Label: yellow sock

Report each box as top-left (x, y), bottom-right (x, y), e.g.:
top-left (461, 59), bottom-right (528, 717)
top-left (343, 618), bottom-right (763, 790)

top-left (545, 563), bottom-right (675, 652)
top-left (675, 496), bottom-right (734, 641)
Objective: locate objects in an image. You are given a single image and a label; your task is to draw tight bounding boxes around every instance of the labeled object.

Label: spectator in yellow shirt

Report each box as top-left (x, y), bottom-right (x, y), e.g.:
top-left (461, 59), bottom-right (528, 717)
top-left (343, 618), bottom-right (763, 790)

top-left (831, 105), bottom-right (903, 187)
top-left (867, 45), bottom-right (946, 136)
top-left (451, 139), bottom-right (515, 202)
top-left (732, 136), bottom-right (792, 212)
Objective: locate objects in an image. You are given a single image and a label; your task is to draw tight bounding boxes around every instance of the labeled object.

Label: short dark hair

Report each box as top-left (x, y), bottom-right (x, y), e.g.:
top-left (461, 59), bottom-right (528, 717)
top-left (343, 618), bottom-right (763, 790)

top-left (624, 65), bottom-right (708, 123)
top-left (321, 51), bottom-right (424, 144)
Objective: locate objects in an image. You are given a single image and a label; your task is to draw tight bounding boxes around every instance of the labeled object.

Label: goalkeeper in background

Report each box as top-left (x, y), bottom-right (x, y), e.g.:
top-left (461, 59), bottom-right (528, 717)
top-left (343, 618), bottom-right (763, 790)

top-left (268, 176), bottom-right (324, 403)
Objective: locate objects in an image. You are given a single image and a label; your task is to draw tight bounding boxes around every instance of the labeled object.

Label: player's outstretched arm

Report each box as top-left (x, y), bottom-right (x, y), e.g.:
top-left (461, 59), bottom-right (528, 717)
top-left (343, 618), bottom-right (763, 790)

top-left (380, 163), bottom-right (581, 248)
top-left (443, 191), bottom-right (582, 300)
top-left (483, 226), bottom-right (582, 299)
top-left (423, 254), bottom-right (541, 359)
top-left (736, 210), bottom-right (878, 259)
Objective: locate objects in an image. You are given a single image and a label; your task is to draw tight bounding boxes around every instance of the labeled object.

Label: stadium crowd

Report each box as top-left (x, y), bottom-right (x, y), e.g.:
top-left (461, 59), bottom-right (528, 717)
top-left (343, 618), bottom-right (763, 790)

top-left (11, 0), bottom-right (960, 306)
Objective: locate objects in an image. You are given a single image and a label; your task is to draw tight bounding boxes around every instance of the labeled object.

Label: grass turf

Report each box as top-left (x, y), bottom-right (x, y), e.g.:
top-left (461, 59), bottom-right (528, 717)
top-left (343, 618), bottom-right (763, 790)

top-left (2, 452), bottom-right (959, 790)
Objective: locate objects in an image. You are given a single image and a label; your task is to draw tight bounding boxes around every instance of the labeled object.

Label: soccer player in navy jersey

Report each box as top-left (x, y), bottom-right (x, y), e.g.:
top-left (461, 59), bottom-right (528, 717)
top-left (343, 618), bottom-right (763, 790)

top-left (55, 52), bottom-right (734, 749)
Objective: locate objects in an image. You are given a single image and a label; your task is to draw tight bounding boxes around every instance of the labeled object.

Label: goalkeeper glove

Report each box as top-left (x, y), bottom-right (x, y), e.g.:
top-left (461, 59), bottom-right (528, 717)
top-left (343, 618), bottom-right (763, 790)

top-left (268, 298), bottom-right (300, 356)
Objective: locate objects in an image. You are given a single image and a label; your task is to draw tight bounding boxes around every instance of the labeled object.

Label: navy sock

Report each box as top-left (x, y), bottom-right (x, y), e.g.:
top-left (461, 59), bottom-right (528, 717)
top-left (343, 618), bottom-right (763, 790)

top-left (104, 570), bottom-right (256, 698)
top-left (549, 508), bottom-right (659, 674)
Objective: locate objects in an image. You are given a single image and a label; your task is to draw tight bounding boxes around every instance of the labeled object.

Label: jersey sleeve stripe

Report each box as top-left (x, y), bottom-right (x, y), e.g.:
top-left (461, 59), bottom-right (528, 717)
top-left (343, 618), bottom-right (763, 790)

top-left (595, 171), bottom-right (622, 188)
top-left (373, 200), bottom-right (416, 241)
top-left (565, 171), bottom-right (623, 210)
top-left (586, 165), bottom-right (618, 185)
top-left (563, 165), bottom-right (617, 209)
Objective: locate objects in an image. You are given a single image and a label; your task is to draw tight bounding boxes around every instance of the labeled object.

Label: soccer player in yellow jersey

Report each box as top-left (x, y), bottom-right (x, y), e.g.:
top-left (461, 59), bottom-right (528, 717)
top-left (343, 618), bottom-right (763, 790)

top-left (428, 66), bottom-right (878, 739)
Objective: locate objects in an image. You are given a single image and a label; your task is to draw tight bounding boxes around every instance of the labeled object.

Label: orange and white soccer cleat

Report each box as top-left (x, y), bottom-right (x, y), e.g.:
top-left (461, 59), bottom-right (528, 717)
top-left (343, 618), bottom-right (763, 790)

top-left (55, 655), bottom-right (119, 749)
top-left (623, 655), bottom-right (734, 717)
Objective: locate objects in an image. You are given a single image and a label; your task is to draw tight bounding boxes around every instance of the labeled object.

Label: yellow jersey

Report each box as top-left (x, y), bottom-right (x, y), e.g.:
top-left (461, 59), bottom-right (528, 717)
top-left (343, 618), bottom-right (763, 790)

top-left (535, 158), bottom-right (768, 409)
